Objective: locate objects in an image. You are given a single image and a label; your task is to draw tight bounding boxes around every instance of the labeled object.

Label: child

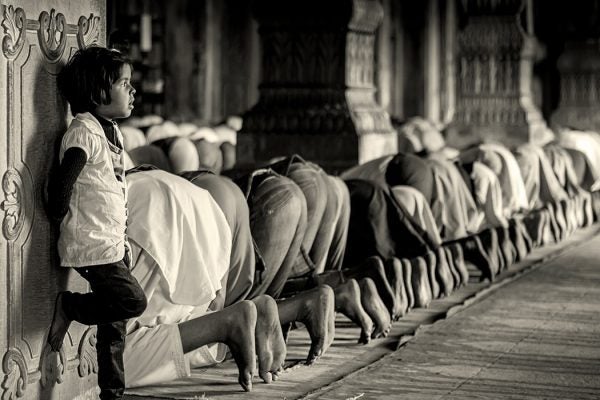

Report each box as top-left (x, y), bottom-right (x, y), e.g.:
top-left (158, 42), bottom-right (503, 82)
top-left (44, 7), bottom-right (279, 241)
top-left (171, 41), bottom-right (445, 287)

top-left (47, 46), bottom-right (147, 400)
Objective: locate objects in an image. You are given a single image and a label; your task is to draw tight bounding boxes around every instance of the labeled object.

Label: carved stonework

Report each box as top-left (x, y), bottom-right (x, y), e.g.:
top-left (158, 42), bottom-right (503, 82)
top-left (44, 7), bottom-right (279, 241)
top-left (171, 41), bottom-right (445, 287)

top-left (1, 169), bottom-right (24, 241)
top-left (37, 9), bottom-right (68, 62)
top-left (551, 40), bottom-right (600, 132)
top-left (447, 0), bottom-right (545, 148)
top-left (77, 328), bottom-right (98, 377)
top-left (240, 0), bottom-right (396, 170)
top-left (77, 14), bottom-right (101, 49)
top-left (1, 349), bottom-right (27, 400)
top-left (1, 5), bottom-right (26, 59)
top-left (1, 5), bottom-right (104, 399)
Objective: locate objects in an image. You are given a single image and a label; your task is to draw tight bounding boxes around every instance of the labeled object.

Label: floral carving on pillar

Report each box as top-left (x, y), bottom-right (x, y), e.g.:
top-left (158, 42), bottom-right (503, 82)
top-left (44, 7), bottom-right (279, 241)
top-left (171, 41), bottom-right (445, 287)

top-left (37, 9), bottom-right (68, 62)
top-left (78, 328), bottom-right (98, 377)
top-left (1, 169), bottom-right (25, 241)
top-left (1, 349), bottom-right (27, 400)
top-left (1, 5), bottom-right (26, 59)
top-left (77, 14), bottom-right (101, 49)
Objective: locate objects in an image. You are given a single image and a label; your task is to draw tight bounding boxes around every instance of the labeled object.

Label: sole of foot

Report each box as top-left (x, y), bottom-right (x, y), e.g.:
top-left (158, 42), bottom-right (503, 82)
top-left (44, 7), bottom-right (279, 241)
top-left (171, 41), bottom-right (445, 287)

top-left (252, 295), bottom-right (286, 383)
top-left (334, 279), bottom-right (374, 344)
top-left (359, 278), bottom-right (391, 339)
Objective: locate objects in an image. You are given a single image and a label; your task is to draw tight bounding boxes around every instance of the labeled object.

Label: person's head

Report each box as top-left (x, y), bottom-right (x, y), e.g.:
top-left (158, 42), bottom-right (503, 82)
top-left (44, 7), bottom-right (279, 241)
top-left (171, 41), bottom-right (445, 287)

top-left (57, 46), bottom-right (135, 119)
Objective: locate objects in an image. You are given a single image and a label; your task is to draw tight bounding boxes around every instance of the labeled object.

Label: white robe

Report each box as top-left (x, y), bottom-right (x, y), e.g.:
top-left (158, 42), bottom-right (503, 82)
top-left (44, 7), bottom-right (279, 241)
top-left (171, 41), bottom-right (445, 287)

top-left (124, 170), bottom-right (232, 388)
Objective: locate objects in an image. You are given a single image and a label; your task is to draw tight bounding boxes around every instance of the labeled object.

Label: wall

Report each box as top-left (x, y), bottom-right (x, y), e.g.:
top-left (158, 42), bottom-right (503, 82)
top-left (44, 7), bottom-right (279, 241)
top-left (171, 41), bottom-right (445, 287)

top-left (0, 1), bottom-right (105, 398)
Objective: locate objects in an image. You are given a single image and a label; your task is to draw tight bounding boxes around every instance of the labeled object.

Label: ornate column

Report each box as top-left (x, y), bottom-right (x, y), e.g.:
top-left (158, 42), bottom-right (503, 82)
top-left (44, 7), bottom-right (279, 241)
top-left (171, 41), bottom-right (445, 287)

top-left (551, 2), bottom-right (600, 132)
top-left (1, 2), bottom-right (104, 398)
top-left (237, 0), bottom-right (396, 171)
top-left (446, 0), bottom-right (546, 148)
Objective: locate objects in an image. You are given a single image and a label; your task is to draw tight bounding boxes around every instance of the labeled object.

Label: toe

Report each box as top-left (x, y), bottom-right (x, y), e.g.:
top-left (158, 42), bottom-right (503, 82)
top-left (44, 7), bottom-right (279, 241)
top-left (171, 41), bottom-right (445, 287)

top-left (259, 370), bottom-right (272, 384)
top-left (239, 371), bottom-right (253, 392)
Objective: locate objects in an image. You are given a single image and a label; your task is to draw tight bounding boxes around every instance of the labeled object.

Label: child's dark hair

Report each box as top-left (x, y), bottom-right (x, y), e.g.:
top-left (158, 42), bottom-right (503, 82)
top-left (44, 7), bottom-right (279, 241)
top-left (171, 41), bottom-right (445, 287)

top-left (57, 46), bottom-right (131, 116)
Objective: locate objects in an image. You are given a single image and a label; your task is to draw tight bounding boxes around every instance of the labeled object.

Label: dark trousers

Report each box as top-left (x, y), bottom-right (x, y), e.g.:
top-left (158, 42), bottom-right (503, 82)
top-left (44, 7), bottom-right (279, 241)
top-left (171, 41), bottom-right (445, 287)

top-left (62, 258), bottom-right (147, 400)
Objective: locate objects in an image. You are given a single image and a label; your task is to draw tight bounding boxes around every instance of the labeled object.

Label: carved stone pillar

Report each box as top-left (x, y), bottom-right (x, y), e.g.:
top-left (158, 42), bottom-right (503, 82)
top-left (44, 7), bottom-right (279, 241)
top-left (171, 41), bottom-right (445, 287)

top-left (237, 0), bottom-right (396, 171)
top-left (550, 0), bottom-right (600, 133)
top-left (551, 41), bottom-right (600, 132)
top-left (446, 0), bottom-right (546, 148)
top-left (1, 2), bottom-right (104, 398)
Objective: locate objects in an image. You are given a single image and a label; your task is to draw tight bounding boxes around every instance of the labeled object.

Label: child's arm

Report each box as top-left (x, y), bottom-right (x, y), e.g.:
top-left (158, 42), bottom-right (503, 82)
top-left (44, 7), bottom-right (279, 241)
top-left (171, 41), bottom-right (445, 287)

top-left (47, 147), bottom-right (87, 222)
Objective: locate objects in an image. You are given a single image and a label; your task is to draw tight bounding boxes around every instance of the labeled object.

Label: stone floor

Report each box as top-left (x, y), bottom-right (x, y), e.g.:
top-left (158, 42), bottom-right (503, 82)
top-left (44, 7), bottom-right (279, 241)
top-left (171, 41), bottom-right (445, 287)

top-left (125, 224), bottom-right (600, 400)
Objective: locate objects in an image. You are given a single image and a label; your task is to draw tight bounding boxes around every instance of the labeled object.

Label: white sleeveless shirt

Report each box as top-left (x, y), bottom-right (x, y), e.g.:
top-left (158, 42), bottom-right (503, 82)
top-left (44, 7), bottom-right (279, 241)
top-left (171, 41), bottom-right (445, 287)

top-left (57, 112), bottom-right (128, 266)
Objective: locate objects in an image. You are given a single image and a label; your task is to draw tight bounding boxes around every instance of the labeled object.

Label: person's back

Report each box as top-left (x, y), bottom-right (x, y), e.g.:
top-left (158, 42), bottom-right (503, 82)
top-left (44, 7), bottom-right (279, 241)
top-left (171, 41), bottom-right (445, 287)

top-left (45, 46), bottom-right (147, 400)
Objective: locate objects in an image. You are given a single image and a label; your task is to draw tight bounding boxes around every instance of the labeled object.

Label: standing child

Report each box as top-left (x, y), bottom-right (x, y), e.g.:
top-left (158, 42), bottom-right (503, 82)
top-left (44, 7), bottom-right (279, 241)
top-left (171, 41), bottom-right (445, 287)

top-left (47, 46), bottom-right (147, 400)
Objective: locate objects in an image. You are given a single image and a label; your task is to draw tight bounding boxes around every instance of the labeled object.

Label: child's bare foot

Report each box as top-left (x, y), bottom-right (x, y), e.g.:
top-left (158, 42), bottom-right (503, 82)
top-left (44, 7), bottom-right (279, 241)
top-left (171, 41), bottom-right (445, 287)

top-left (48, 292), bottom-right (72, 352)
top-left (359, 278), bottom-right (391, 339)
top-left (384, 257), bottom-right (408, 320)
top-left (251, 295), bottom-right (286, 383)
top-left (334, 279), bottom-right (374, 343)
top-left (225, 300), bottom-right (257, 391)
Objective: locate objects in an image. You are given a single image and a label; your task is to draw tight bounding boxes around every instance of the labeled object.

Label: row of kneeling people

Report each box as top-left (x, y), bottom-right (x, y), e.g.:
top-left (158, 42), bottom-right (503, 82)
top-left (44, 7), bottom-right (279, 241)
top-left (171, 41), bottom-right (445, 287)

top-left (109, 123), bottom-right (600, 391)
top-left (120, 115), bottom-right (241, 175)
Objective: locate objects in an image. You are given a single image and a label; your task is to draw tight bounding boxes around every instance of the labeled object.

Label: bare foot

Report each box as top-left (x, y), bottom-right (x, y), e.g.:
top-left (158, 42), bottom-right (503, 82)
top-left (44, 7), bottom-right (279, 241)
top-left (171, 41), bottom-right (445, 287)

top-left (497, 226), bottom-right (516, 270)
top-left (551, 201), bottom-right (568, 241)
top-left (423, 252), bottom-right (440, 299)
top-left (384, 258), bottom-right (408, 320)
top-left (434, 247), bottom-right (454, 296)
top-left (278, 285), bottom-right (335, 365)
top-left (359, 278), bottom-right (391, 339)
top-left (409, 257), bottom-right (432, 308)
top-left (448, 243), bottom-right (469, 286)
top-left (48, 292), bottom-right (72, 352)
top-left (401, 259), bottom-right (415, 310)
top-left (444, 246), bottom-right (462, 289)
top-left (346, 256), bottom-right (398, 318)
top-left (508, 219), bottom-right (528, 261)
top-left (334, 279), bottom-right (374, 343)
top-left (223, 301), bottom-right (257, 391)
top-left (522, 209), bottom-right (545, 247)
top-left (251, 295), bottom-right (286, 383)
top-left (462, 236), bottom-right (495, 282)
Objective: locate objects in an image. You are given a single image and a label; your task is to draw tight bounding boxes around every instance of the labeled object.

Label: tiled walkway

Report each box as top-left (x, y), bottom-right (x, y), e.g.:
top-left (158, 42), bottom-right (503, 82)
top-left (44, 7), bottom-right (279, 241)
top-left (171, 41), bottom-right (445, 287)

top-left (125, 225), bottom-right (600, 400)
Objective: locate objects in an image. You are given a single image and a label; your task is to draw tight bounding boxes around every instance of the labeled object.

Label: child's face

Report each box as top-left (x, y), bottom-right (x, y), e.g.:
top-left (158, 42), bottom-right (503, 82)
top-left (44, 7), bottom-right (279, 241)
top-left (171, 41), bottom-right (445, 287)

top-left (95, 64), bottom-right (136, 120)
